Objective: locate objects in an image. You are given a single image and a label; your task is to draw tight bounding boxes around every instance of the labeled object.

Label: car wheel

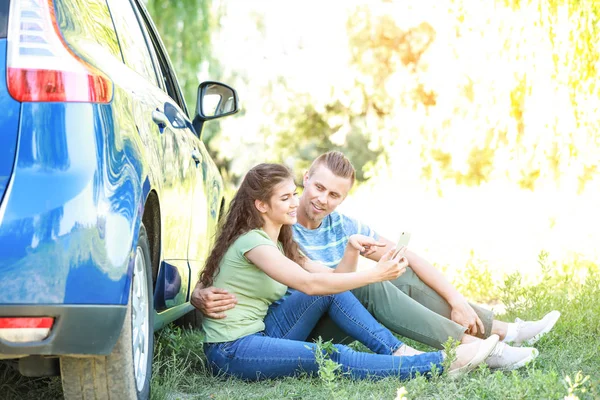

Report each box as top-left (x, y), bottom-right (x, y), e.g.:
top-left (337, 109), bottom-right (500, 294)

top-left (60, 223), bottom-right (154, 400)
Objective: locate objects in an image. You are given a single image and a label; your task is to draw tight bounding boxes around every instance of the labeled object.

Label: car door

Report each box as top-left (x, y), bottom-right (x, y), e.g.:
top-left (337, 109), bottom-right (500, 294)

top-left (135, 4), bottom-right (223, 293)
top-left (106, 0), bottom-right (195, 311)
top-left (186, 138), bottom-right (221, 281)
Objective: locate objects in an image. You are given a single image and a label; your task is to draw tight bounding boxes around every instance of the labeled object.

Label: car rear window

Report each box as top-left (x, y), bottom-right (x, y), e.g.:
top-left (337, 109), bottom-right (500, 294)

top-left (0, 0), bottom-right (9, 39)
top-left (54, 0), bottom-right (121, 64)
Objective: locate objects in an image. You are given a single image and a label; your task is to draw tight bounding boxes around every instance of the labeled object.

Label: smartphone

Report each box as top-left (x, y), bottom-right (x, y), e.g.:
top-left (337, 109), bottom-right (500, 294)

top-left (392, 232), bottom-right (411, 258)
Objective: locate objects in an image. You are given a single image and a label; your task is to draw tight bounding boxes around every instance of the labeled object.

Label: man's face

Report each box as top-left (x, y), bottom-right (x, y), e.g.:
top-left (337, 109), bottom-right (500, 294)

top-left (300, 165), bottom-right (353, 225)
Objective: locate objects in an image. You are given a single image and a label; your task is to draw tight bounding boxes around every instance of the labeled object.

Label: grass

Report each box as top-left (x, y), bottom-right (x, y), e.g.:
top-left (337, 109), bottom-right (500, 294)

top-left (1, 253), bottom-right (598, 400)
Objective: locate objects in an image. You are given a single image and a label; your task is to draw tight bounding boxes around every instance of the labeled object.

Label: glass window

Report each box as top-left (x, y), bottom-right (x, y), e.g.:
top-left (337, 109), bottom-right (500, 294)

top-left (106, 0), bottom-right (159, 86)
top-left (132, 1), bottom-right (189, 115)
top-left (55, 0), bottom-right (121, 61)
top-left (0, 0), bottom-right (9, 39)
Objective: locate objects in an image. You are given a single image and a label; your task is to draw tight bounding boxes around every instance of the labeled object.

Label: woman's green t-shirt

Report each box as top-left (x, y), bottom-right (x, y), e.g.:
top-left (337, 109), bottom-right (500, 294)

top-left (202, 229), bottom-right (288, 343)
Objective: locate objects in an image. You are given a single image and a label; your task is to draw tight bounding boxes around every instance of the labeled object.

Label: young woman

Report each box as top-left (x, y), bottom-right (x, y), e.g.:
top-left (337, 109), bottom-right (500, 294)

top-left (200, 163), bottom-right (498, 381)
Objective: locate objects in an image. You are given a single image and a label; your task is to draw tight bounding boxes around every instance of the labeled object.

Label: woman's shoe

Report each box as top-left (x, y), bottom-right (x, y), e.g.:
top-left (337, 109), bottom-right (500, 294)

top-left (447, 334), bottom-right (499, 378)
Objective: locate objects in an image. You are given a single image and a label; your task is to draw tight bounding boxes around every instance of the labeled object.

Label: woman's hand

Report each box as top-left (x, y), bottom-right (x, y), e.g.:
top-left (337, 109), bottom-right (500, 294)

top-left (373, 246), bottom-right (408, 281)
top-left (347, 234), bottom-right (386, 257)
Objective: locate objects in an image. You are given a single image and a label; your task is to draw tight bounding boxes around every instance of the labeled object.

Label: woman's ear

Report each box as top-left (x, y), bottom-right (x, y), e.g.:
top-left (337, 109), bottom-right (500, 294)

top-left (254, 199), bottom-right (268, 213)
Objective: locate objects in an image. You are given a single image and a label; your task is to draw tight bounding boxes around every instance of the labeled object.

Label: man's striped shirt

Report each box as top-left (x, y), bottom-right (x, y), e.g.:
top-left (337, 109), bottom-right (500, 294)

top-left (292, 210), bottom-right (378, 268)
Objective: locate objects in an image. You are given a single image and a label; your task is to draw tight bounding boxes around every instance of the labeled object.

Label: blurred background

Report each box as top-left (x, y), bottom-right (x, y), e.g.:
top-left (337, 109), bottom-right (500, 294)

top-left (146, 0), bottom-right (599, 303)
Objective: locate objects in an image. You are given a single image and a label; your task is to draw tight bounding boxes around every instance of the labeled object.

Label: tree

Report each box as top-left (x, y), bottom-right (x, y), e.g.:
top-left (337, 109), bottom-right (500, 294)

top-left (146, 0), bottom-right (215, 118)
top-left (266, 0), bottom-right (600, 192)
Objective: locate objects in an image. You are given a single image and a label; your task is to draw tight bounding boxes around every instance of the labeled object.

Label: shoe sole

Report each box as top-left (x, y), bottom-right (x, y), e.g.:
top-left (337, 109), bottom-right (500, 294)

top-left (514, 310), bottom-right (561, 347)
top-left (494, 348), bottom-right (539, 371)
top-left (448, 334), bottom-right (499, 378)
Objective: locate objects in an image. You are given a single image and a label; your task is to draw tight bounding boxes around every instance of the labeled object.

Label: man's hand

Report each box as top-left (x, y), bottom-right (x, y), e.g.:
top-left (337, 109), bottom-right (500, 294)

top-left (450, 299), bottom-right (485, 336)
top-left (348, 234), bottom-right (386, 257)
top-left (190, 282), bottom-right (237, 319)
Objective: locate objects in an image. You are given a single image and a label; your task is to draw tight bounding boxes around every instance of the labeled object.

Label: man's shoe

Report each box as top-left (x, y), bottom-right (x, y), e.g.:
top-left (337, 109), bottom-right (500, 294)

top-left (512, 310), bottom-right (561, 347)
top-left (486, 342), bottom-right (539, 371)
top-left (447, 334), bottom-right (499, 378)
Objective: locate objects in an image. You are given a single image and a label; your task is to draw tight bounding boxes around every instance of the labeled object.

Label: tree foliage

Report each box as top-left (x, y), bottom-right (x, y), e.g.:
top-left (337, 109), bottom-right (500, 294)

top-left (146, 0), bottom-right (214, 116)
top-left (262, 0), bottom-right (599, 191)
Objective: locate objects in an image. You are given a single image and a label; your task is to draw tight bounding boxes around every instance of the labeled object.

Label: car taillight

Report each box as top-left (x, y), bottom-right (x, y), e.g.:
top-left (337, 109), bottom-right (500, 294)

top-left (0, 317), bottom-right (54, 342)
top-left (6, 0), bottom-right (113, 103)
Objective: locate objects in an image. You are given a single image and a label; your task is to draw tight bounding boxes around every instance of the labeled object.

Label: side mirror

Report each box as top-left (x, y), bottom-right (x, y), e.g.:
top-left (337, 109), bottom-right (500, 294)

top-left (195, 81), bottom-right (239, 121)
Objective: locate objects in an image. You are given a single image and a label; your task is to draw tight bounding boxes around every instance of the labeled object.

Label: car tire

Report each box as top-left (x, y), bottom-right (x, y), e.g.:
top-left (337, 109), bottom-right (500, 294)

top-left (60, 223), bottom-right (154, 400)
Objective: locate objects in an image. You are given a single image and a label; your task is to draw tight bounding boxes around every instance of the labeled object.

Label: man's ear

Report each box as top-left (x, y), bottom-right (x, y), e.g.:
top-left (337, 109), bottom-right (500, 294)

top-left (254, 199), bottom-right (268, 213)
top-left (303, 171), bottom-right (310, 186)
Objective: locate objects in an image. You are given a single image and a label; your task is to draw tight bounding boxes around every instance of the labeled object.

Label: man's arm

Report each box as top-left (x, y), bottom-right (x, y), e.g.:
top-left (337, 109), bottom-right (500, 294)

top-left (365, 235), bottom-right (485, 335)
top-left (190, 281), bottom-right (238, 319)
top-left (335, 235), bottom-right (386, 273)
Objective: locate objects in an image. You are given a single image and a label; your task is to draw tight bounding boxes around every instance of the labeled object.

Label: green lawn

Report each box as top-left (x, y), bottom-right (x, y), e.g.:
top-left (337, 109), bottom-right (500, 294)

top-left (2, 255), bottom-right (598, 400)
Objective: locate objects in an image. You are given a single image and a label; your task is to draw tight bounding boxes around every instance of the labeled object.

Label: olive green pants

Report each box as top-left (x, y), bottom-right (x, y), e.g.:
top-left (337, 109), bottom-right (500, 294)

top-left (307, 267), bottom-right (495, 350)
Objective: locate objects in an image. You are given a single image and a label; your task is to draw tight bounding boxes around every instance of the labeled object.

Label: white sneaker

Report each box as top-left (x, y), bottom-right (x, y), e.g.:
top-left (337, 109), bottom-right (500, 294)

top-left (486, 342), bottom-right (539, 371)
top-left (447, 334), bottom-right (499, 378)
top-left (512, 310), bottom-right (561, 347)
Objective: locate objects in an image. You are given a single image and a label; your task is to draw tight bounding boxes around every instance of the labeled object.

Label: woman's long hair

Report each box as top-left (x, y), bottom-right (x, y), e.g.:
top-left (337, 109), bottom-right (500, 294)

top-left (200, 163), bottom-right (305, 287)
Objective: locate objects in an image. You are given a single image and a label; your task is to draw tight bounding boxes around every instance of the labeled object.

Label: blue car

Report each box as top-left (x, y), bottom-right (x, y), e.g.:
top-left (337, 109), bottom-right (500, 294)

top-left (0, 0), bottom-right (238, 398)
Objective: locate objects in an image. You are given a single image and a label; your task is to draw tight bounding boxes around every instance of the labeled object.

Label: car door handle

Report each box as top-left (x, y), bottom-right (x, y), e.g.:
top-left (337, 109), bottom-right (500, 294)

top-left (152, 109), bottom-right (169, 133)
top-left (191, 149), bottom-right (202, 165)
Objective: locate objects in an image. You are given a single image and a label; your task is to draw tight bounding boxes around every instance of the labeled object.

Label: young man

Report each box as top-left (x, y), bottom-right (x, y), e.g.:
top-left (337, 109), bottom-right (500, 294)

top-left (192, 152), bottom-right (560, 370)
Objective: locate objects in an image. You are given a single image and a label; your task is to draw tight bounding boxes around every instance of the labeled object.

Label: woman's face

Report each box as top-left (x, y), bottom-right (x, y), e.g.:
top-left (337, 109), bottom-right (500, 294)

top-left (262, 178), bottom-right (299, 226)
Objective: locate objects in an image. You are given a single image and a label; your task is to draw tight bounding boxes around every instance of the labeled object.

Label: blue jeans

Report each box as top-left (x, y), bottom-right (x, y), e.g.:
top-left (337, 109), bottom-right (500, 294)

top-left (204, 290), bottom-right (444, 380)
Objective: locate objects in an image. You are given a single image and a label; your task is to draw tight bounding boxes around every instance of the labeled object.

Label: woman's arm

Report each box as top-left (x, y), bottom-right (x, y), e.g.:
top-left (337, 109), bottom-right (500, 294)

top-left (302, 259), bottom-right (335, 274)
top-left (245, 245), bottom-right (406, 295)
top-left (302, 257), bottom-right (369, 275)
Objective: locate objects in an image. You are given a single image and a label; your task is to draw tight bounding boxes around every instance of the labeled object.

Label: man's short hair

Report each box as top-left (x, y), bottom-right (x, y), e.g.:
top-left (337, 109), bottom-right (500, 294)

top-left (308, 151), bottom-right (355, 186)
